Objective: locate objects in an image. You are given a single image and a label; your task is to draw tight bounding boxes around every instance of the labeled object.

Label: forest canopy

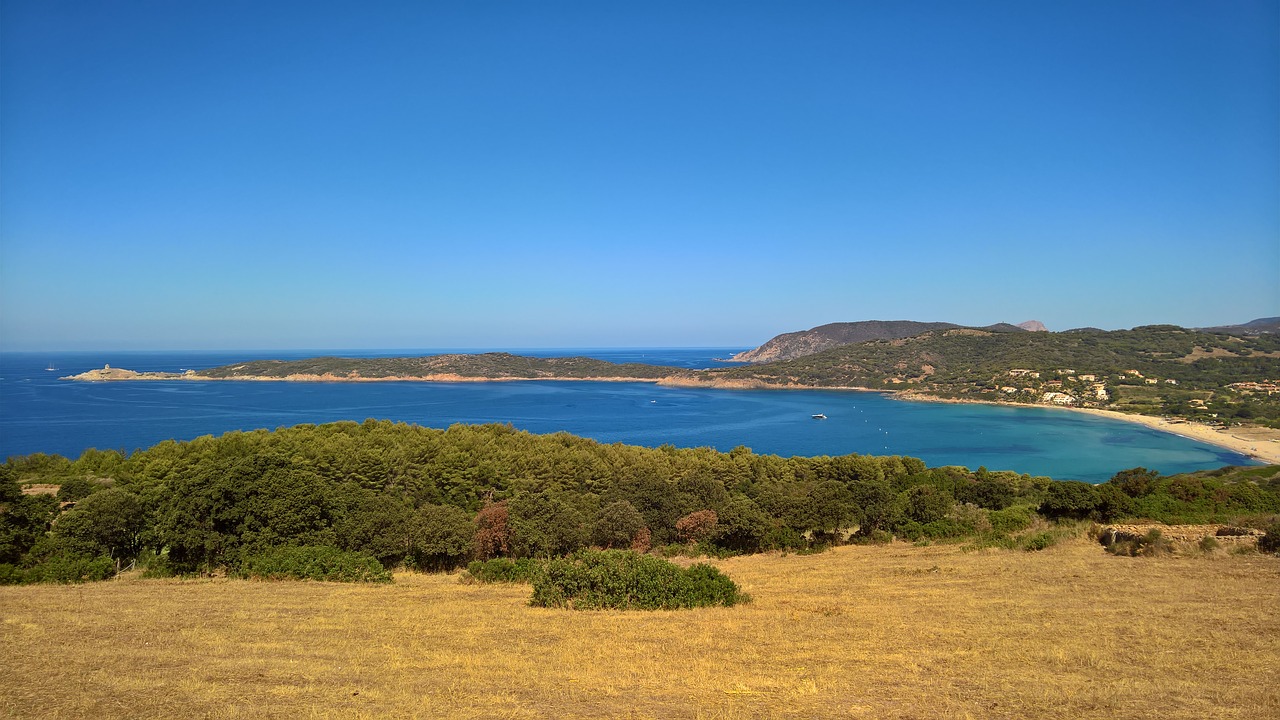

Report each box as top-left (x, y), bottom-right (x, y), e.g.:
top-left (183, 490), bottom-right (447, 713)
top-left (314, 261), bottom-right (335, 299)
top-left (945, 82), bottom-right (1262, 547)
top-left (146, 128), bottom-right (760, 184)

top-left (2, 421), bottom-right (1277, 584)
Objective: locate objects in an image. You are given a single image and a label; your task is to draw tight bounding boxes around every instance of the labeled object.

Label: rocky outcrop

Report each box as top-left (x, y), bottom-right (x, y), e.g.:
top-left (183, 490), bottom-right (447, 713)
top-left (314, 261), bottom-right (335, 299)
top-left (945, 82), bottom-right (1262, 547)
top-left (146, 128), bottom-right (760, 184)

top-left (1016, 320), bottom-right (1049, 332)
top-left (62, 366), bottom-right (188, 381)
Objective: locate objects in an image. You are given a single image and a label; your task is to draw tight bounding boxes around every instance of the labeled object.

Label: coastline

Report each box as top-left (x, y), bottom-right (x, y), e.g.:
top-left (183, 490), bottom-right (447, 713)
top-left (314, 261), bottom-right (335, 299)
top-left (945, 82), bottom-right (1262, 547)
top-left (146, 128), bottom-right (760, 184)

top-left (894, 392), bottom-right (1280, 465)
top-left (64, 367), bottom-right (1278, 465)
top-left (1064, 407), bottom-right (1280, 465)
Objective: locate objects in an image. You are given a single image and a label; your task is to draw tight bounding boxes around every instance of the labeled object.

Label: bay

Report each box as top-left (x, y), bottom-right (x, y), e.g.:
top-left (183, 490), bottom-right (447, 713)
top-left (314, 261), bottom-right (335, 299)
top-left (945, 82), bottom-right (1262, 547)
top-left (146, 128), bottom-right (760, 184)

top-left (0, 349), bottom-right (1256, 482)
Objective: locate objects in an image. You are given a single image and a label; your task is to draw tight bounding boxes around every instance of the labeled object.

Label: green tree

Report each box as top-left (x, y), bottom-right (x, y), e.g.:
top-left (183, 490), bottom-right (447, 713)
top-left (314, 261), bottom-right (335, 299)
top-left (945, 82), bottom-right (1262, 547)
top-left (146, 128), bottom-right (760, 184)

top-left (0, 493), bottom-right (57, 564)
top-left (508, 491), bottom-right (588, 558)
top-left (1110, 467), bottom-right (1160, 498)
top-left (332, 486), bottom-right (414, 568)
top-left (590, 500), bottom-right (646, 549)
top-left (711, 496), bottom-right (771, 553)
top-left (1039, 481), bottom-right (1101, 521)
top-left (56, 478), bottom-right (100, 503)
top-left (903, 485), bottom-right (954, 524)
top-left (849, 480), bottom-right (902, 535)
top-left (50, 488), bottom-right (146, 565)
top-left (410, 504), bottom-right (474, 570)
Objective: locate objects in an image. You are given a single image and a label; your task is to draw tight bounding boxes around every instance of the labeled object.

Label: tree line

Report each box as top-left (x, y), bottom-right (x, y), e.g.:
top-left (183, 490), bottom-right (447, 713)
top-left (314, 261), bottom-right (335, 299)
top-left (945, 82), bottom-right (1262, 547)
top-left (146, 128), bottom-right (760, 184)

top-left (2, 421), bottom-right (1277, 583)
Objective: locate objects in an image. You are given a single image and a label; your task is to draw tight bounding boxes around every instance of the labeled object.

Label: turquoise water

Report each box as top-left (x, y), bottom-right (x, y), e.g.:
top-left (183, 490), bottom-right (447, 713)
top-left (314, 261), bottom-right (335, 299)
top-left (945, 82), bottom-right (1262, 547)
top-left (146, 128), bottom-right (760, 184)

top-left (0, 349), bottom-right (1255, 482)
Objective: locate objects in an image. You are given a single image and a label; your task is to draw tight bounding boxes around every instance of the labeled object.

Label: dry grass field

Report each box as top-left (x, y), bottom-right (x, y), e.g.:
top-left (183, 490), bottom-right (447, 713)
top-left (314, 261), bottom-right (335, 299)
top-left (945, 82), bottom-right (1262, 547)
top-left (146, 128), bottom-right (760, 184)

top-left (3, 536), bottom-right (1278, 720)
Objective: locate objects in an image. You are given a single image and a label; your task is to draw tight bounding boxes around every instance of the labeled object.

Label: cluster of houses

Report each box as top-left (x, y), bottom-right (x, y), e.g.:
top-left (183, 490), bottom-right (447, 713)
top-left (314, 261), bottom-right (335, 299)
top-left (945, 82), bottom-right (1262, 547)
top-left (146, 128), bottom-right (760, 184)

top-left (999, 368), bottom-right (1179, 407)
top-left (1227, 381), bottom-right (1280, 395)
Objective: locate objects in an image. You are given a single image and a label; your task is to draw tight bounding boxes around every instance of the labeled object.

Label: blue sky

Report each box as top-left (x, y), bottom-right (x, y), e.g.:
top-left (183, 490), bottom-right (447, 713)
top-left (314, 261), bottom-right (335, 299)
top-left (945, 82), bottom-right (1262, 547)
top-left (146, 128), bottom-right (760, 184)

top-left (2, 1), bottom-right (1277, 351)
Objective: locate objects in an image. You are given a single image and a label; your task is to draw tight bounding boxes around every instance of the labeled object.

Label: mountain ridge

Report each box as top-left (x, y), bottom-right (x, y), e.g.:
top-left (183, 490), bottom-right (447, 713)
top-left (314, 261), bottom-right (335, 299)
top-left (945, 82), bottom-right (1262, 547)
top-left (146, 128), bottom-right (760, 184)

top-left (730, 320), bottom-right (1035, 363)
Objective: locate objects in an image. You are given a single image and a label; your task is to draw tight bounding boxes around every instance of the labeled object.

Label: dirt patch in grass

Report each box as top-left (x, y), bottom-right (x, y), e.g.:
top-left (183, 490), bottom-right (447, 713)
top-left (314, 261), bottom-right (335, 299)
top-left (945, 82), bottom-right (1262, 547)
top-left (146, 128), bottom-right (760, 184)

top-left (2, 538), bottom-right (1278, 719)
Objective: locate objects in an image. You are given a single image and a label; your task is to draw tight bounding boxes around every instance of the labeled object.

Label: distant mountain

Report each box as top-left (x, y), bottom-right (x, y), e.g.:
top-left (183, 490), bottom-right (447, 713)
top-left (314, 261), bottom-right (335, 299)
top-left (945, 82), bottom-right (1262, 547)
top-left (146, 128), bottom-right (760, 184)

top-left (1016, 320), bottom-right (1049, 332)
top-left (730, 320), bottom-right (1027, 363)
top-left (1198, 317), bottom-right (1280, 335)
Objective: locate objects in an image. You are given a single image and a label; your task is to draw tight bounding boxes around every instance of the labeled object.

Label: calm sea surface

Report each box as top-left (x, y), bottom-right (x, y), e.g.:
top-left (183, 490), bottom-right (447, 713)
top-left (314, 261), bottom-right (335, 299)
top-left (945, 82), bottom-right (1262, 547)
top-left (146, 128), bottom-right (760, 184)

top-left (0, 349), bottom-right (1255, 482)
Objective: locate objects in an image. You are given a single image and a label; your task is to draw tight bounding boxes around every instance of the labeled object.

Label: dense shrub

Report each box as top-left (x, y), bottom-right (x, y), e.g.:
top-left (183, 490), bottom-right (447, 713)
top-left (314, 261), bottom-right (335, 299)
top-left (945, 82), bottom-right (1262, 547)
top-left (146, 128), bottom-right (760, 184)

top-left (894, 517), bottom-right (971, 541)
top-left (463, 557), bottom-right (541, 584)
top-left (1017, 531), bottom-right (1058, 551)
top-left (23, 552), bottom-right (117, 584)
top-left (530, 549), bottom-right (749, 610)
top-left (0, 563), bottom-right (26, 584)
top-left (1040, 481), bottom-right (1101, 520)
top-left (239, 546), bottom-right (391, 583)
top-left (1109, 467), bottom-right (1161, 498)
top-left (1260, 522), bottom-right (1280, 555)
top-left (988, 506), bottom-right (1034, 535)
top-left (55, 477), bottom-right (101, 502)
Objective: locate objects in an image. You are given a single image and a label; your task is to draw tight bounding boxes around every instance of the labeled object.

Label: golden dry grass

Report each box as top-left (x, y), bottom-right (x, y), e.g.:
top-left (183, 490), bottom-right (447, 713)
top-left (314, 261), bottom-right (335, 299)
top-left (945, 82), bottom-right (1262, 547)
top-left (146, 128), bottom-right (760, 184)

top-left (3, 537), bottom-right (1278, 719)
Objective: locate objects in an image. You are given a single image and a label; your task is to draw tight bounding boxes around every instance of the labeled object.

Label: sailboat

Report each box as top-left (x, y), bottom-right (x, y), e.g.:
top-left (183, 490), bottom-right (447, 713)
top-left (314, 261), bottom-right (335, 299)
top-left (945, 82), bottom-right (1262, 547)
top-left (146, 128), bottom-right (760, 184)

top-left (45, 362), bottom-right (57, 372)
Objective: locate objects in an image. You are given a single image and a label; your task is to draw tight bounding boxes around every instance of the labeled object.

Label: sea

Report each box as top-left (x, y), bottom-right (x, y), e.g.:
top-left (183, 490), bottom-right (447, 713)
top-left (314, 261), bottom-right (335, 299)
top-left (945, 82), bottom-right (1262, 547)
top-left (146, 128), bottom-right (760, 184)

top-left (0, 348), bottom-right (1257, 483)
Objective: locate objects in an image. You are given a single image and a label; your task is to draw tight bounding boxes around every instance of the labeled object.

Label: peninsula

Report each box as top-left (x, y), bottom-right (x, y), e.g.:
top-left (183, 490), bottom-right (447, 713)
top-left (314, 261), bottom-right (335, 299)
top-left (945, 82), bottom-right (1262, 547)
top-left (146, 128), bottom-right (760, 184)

top-left (64, 324), bottom-right (1280, 462)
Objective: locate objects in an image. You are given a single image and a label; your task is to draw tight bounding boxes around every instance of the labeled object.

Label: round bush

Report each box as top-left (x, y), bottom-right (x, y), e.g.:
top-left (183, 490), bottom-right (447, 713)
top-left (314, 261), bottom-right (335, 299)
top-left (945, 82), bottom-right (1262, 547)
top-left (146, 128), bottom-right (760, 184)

top-left (530, 549), bottom-right (749, 610)
top-left (239, 546), bottom-right (392, 583)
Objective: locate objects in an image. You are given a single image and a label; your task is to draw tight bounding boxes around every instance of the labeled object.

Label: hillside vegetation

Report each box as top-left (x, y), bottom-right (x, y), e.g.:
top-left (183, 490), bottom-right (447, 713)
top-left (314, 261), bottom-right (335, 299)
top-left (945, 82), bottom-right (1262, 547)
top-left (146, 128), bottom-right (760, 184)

top-left (704, 325), bottom-right (1280, 426)
top-left (3, 422), bottom-right (1277, 584)
top-left (728, 320), bottom-right (1020, 362)
top-left (196, 352), bottom-right (680, 380)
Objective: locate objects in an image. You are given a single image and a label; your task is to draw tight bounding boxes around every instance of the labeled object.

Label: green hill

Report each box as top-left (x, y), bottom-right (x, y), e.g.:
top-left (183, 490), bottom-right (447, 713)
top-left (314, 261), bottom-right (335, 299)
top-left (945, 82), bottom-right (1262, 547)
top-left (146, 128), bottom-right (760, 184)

top-left (704, 325), bottom-right (1280, 426)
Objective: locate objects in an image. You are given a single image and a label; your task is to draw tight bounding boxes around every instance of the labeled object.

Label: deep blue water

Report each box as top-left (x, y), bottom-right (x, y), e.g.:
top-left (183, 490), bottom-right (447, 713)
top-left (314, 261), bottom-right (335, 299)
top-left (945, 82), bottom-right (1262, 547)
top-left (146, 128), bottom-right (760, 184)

top-left (0, 349), bottom-right (1256, 482)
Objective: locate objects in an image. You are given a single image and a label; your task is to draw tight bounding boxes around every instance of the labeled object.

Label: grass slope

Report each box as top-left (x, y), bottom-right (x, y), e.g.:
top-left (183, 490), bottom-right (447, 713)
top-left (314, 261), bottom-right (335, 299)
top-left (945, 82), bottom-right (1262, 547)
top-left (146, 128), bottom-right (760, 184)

top-left (3, 536), bottom-right (1277, 719)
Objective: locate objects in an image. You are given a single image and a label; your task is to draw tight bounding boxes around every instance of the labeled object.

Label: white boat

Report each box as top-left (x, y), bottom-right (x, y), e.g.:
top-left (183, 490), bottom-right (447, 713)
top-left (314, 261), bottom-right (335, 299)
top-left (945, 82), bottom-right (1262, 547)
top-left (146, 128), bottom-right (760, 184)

top-left (45, 362), bottom-right (57, 371)
top-left (812, 413), bottom-right (827, 420)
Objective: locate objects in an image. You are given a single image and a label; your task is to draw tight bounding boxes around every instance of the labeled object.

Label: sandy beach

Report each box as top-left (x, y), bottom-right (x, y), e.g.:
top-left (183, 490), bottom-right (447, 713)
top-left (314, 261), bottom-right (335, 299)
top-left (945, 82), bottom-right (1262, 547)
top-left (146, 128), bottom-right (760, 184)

top-left (1066, 407), bottom-right (1280, 465)
top-left (898, 390), bottom-right (1280, 465)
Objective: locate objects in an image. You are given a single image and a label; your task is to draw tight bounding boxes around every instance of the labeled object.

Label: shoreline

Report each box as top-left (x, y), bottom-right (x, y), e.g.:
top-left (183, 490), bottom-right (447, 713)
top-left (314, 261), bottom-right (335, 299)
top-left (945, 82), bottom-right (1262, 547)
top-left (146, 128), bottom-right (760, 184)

top-left (1063, 407), bottom-right (1280, 465)
top-left (64, 367), bottom-right (1278, 465)
top-left (894, 392), bottom-right (1280, 465)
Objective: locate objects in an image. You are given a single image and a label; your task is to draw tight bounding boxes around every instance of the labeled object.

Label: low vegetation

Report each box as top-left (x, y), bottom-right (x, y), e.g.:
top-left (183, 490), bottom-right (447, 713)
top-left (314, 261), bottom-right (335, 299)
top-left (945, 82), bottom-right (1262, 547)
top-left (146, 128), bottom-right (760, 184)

top-left (530, 549), bottom-right (748, 610)
top-left (237, 545), bottom-right (392, 583)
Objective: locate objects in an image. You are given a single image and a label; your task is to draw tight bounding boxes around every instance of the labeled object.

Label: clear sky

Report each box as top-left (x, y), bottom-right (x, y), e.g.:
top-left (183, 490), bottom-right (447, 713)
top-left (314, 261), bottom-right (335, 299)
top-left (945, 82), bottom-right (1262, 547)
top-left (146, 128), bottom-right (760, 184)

top-left (2, 1), bottom-right (1277, 351)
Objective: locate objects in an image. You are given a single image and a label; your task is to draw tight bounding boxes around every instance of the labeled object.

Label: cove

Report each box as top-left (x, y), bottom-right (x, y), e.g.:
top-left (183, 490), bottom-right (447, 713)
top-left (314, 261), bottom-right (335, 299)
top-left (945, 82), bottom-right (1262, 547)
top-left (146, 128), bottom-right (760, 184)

top-left (0, 350), bottom-right (1256, 482)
